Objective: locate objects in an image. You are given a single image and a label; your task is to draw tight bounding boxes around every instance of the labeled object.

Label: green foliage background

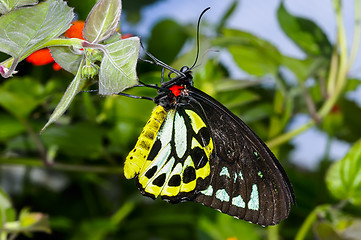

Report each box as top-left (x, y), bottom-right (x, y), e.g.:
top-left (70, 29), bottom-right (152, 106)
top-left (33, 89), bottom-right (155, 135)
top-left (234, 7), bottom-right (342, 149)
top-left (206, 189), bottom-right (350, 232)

top-left (1, 0), bottom-right (361, 239)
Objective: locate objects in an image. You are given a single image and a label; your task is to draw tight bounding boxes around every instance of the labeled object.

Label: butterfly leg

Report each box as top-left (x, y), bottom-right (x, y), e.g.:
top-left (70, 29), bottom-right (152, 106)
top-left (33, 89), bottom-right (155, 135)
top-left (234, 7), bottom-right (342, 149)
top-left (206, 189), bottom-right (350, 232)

top-left (116, 92), bottom-right (154, 101)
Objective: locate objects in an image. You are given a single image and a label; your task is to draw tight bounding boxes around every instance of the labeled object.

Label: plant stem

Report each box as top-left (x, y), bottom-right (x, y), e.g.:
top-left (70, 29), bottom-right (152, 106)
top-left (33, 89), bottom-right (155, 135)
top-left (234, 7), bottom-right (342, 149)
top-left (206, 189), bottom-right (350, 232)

top-left (348, 0), bottom-right (361, 69)
top-left (267, 0), bottom-right (352, 148)
top-left (295, 205), bottom-right (330, 240)
top-left (19, 118), bottom-right (48, 164)
top-left (0, 232), bottom-right (7, 240)
top-left (0, 158), bottom-right (122, 174)
top-left (267, 121), bottom-right (314, 149)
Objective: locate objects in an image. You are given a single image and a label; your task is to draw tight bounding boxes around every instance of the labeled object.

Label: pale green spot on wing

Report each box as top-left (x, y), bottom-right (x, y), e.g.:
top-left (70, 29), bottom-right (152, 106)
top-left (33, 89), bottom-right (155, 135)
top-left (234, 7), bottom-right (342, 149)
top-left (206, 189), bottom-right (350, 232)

top-left (157, 109), bottom-right (175, 145)
top-left (239, 171), bottom-right (244, 180)
top-left (257, 171), bottom-right (263, 178)
top-left (248, 184), bottom-right (259, 211)
top-left (232, 195), bottom-right (246, 208)
top-left (201, 185), bottom-right (213, 196)
top-left (216, 189), bottom-right (230, 202)
top-left (220, 167), bottom-right (230, 178)
top-left (174, 111), bottom-right (187, 158)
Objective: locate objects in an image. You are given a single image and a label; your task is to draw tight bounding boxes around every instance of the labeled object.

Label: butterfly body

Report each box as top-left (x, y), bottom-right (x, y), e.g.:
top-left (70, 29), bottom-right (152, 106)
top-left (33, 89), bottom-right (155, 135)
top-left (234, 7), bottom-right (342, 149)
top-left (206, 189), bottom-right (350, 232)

top-left (124, 66), bottom-right (295, 226)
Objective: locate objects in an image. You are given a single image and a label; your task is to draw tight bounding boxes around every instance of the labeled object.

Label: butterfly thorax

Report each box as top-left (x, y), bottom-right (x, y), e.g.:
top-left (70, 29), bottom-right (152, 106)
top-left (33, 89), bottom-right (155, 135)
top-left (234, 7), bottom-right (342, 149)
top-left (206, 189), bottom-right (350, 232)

top-left (154, 66), bottom-right (193, 111)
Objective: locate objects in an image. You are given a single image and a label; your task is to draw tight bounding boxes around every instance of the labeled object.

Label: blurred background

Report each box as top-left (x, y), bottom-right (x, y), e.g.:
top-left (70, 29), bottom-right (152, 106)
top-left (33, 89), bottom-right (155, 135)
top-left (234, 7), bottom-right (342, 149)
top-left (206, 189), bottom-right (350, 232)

top-left (1, 0), bottom-right (361, 239)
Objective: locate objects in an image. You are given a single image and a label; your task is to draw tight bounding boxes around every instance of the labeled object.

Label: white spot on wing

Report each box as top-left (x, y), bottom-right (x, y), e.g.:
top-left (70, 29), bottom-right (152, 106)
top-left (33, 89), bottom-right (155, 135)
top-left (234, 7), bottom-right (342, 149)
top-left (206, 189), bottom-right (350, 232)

top-left (248, 184), bottom-right (259, 211)
top-left (157, 109), bottom-right (175, 146)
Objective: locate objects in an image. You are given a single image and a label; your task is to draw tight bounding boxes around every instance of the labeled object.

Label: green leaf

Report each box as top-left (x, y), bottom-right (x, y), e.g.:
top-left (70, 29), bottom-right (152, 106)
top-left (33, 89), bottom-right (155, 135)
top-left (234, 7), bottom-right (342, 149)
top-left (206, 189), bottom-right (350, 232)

top-left (0, 0), bottom-right (38, 14)
top-left (216, 0), bottom-right (238, 33)
top-left (0, 77), bottom-right (46, 118)
top-left (199, 213), bottom-right (261, 240)
top-left (0, 0), bottom-right (74, 77)
top-left (344, 78), bottom-right (361, 92)
top-left (0, 188), bottom-right (16, 231)
top-left (281, 56), bottom-right (326, 81)
top-left (214, 29), bottom-right (282, 76)
top-left (0, 188), bottom-right (12, 210)
top-left (41, 123), bottom-right (103, 158)
top-left (219, 90), bottom-right (260, 109)
top-left (326, 139), bottom-right (361, 205)
top-left (50, 46), bottom-right (84, 75)
top-left (41, 56), bottom-right (86, 132)
top-left (147, 19), bottom-right (188, 64)
top-left (19, 208), bottom-right (51, 233)
top-left (0, 113), bottom-right (25, 139)
top-left (277, 3), bottom-right (332, 57)
top-left (98, 37), bottom-right (139, 95)
top-left (83, 0), bottom-right (122, 43)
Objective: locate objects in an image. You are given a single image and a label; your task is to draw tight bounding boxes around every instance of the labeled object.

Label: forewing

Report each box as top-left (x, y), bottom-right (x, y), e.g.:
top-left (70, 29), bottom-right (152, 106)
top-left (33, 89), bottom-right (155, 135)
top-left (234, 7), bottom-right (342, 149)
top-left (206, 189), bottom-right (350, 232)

top-left (133, 107), bottom-right (214, 203)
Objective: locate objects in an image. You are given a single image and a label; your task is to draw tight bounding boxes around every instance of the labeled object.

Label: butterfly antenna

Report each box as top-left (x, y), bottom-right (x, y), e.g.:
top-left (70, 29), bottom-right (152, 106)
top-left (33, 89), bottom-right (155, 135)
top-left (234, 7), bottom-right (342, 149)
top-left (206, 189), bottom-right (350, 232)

top-left (140, 41), bottom-right (185, 77)
top-left (189, 7), bottom-right (210, 70)
top-left (192, 49), bottom-right (220, 69)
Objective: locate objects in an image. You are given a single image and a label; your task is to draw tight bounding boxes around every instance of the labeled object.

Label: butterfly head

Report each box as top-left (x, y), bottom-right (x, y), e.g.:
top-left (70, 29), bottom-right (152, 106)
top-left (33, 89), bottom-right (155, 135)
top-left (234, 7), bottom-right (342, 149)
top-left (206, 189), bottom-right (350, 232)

top-left (154, 66), bottom-right (194, 110)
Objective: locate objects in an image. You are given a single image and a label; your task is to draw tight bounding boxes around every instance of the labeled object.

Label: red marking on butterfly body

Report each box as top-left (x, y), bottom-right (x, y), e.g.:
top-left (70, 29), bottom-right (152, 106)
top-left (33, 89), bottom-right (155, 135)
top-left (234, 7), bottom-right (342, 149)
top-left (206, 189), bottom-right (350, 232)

top-left (169, 85), bottom-right (184, 97)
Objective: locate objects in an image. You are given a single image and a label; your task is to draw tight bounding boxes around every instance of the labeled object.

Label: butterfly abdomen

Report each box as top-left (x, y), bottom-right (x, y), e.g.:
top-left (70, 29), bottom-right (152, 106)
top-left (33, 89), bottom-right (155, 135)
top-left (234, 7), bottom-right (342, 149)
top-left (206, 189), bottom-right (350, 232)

top-left (124, 106), bottom-right (167, 179)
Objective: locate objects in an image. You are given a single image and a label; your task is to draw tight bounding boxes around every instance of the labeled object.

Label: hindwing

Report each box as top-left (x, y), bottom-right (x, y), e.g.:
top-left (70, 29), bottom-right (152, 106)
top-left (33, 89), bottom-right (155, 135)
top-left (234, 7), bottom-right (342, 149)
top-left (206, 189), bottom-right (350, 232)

top-left (188, 86), bottom-right (295, 226)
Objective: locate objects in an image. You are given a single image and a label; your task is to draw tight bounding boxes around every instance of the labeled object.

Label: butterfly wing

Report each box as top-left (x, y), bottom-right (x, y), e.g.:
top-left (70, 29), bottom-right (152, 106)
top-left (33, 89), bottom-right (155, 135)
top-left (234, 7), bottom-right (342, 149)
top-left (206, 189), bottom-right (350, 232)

top-left (187, 86), bottom-right (295, 226)
top-left (125, 105), bottom-right (215, 202)
top-left (125, 86), bottom-right (295, 226)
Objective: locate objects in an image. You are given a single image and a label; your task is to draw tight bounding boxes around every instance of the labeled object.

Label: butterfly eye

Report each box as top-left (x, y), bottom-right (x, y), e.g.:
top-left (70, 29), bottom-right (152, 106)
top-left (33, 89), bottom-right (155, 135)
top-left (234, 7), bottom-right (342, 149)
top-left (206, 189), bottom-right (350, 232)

top-left (180, 66), bottom-right (189, 73)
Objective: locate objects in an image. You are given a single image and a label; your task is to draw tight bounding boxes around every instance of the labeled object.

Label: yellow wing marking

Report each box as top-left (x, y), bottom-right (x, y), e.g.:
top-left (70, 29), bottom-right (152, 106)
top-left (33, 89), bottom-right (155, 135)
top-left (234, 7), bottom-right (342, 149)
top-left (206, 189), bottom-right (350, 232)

top-left (160, 137), bottom-right (213, 197)
top-left (185, 109), bottom-right (206, 134)
top-left (124, 105), bottom-right (167, 179)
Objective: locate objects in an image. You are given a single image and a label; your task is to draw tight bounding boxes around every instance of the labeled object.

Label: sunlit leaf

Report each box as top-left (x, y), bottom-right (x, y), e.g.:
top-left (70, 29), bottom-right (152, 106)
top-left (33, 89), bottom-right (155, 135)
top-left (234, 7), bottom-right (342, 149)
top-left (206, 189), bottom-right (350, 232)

top-left (50, 46), bottom-right (84, 74)
top-left (18, 208), bottom-right (51, 233)
top-left (0, 0), bottom-right (38, 14)
top-left (98, 36), bottom-right (139, 95)
top-left (214, 29), bottom-right (282, 76)
top-left (326, 139), bottom-right (361, 205)
top-left (0, 0), bottom-right (73, 77)
top-left (83, 0), bottom-right (122, 43)
top-left (277, 3), bottom-right (332, 57)
top-left (198, 213), bottom-right (261, 240)
top-left (0, 188), bottom-right (16, 230)
top-left (0, 188), bottom-right (12, 210)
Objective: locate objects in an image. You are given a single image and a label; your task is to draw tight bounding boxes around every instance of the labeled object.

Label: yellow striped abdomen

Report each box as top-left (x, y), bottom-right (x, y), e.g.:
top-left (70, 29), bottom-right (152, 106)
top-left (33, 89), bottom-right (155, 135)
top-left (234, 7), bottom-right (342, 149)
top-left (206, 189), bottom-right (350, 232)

top-left (124, 105), bottom-right (167, 179)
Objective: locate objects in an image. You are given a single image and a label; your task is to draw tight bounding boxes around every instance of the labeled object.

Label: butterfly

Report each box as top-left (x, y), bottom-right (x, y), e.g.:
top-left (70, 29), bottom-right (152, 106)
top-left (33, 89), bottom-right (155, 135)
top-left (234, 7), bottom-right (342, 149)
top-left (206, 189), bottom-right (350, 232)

top-left (123, 64), bottom-right (295, 226)
top-left (123, 8), bottom-right (295, 226)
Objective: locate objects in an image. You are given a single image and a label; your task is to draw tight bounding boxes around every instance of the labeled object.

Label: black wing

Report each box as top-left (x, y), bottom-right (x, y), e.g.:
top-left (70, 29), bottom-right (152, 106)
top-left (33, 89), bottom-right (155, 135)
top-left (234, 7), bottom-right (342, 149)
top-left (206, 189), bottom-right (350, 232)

top-left (187, 86), bottom-right (295, 226)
